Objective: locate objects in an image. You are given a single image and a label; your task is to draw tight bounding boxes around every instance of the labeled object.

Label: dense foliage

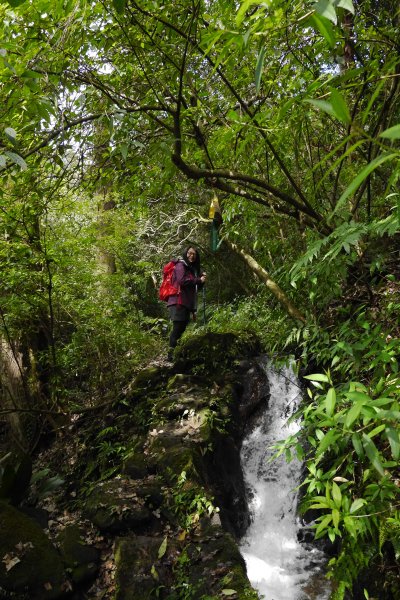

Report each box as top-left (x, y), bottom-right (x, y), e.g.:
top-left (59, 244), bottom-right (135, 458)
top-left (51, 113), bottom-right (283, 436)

top-left (0, 0), bottom-right (399, 598)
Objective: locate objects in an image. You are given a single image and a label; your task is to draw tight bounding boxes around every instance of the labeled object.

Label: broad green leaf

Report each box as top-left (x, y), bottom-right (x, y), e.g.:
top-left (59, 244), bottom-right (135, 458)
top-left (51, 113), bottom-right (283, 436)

top-left (325, 387), bottom-right (336, 416)
top-left (336, 0), bottom-right (355, 13)
top-left (304, 98), bottom-right (336, 119)
top-left (330, 89), bottom-right (351, 124)
top-left (332, 507), bottom-right (340, 529)
top-left (379, 124), bottom-right (400, 139)
top-left (4, 127), bottom-right (17, 143)
top-left (315, 513), bottom-right (332, 538)
top-left (316, 428), bottom-right (338, 456)
top-left (304, 373), bottom-right (330, 382)
top-left (385, 426), bottom-right (400, 460)
top-left (331, 153), bottom-right (398, 216)
top-left (222, 591), bottom-right (238, 597)
top-left (0, 155), bottom-right (6, 168)
top-left (310, 13), bottom-right (336, 48)
top-left (349, 498), bottom-right (366, 514)
top-left (332, 481), bottom-right (342, 508)
top-left (362, 433), bottom-right (385, 477)
top-left (255, 46), bottom-right (266, 94)
top-left (158, 536), bottom-right (167, 559)
top-left (367, 423), bottom-right (385, 438)
top-left (344, 401), bottom-right (364, 428)
top-left (344, 515), bottom-right (358, 537)
top-left (345, 391), bottom-right (371, 403)
top-left (4, 151), bottom-right (27, 171)
top-left (314, 0), bottom-right (337, 24)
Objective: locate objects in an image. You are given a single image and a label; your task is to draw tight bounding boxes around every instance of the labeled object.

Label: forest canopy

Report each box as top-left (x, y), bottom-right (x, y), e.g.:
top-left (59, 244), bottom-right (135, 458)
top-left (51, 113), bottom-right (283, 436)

top-left (0, 0), bottom-right (399, 598)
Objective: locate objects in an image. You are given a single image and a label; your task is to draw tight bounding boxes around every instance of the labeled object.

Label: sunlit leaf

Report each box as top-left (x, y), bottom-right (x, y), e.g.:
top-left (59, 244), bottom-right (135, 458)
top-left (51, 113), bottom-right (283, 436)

top-left (255, 46), bottom-right (266, 94)
top-left (325, 387), bottom-right (336, 416)
top-left (304, 373), bottom-right (330, 382)
top-left (330, 89), bottom-right (351, 124)
top-left (380, 124), bottom-right (400, 139)
top-left (4, 151), bottom-right (27, 171)
top-left (314, 0), bottom-right (337, 24)
top-left (350, 498), bottom-right (366, 514)
top-left (158, 536), bottom-right (168, 559)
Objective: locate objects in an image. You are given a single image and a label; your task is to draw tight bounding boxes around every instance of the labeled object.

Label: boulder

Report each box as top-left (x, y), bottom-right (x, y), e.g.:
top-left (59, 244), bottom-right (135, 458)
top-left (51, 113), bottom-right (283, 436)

top-left (0, 501), bottom-right (66, 599)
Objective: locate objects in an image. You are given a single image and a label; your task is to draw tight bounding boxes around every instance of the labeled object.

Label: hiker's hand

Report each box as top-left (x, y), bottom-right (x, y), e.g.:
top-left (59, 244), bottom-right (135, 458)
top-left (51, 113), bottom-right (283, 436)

top-left (200, 272), bottom-right (206, 283)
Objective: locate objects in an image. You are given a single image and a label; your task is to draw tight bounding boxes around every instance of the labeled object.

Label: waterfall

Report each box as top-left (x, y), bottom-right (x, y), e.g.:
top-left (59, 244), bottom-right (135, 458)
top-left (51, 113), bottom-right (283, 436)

top-left (239, 363), bottom-right (331, 600)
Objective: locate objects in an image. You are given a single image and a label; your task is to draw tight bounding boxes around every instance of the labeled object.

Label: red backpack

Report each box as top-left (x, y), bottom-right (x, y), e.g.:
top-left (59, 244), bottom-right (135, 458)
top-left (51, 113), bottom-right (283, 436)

top-left (159, 259), bottom-right (180, 301)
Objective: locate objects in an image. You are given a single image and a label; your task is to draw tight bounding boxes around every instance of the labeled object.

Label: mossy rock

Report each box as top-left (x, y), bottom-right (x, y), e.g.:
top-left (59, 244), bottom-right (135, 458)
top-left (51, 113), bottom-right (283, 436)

top-left (175, 331), bottom-right (261, 375)
top-left (0, 501), bottom-right (66, 599)
top-left (124, 366), bottom-right (170, 401)
top-left (183, 525), bottom-right (257, 599)
top-left (83, 478), bottom-right (154, 533)
top-left (121, 451), bottom-right (149, 479)
top-left (114, 535), bottom-right (179, 600)
top-left (56, 525), bottom-right (100, 585)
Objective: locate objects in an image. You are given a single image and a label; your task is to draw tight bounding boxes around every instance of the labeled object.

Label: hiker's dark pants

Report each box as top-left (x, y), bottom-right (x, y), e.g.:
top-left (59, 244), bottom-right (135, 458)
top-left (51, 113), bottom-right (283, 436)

top-left (169, 320), bottom-right (189, 348)
top-left (168, 305), bottom-right (190, 348)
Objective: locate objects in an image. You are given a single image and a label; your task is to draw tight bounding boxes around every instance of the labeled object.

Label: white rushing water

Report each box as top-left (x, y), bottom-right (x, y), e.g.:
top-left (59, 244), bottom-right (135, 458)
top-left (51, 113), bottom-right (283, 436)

top-left (239, 363), bottom-right (331, 600)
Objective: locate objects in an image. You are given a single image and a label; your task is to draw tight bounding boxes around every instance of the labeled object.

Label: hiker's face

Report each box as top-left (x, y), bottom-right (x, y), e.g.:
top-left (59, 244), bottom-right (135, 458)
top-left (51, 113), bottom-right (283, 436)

top-left (187, 248), bottom-right (197, 263)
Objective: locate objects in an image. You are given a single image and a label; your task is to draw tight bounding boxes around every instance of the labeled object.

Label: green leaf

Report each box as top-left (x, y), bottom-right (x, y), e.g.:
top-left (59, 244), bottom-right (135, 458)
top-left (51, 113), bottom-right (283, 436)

top-left (314, 0), bottom-right (337, 24)
top-left (222, 591), bottom-right (238, 597)
top-left (255, 46), bottom-right (266, 94)
top-left (349, 498), bottom-right (366, 514)
top-left (304, 373), bottom-right (330, 382)
top-left (336, 0), bottom-right (355, 13)
top-left (332, 507), bottom-right (340, 529)
top-left (316, 428), bottom-right (339, 456)
top-left (151, 564), bottom-right (159, 580)
top-left (112, 0), bottom-right (125, 13)
top-left (304, 98), bottom-right (336, 119)
top-left (380, 124), bottom-right (400, 139)
top-left (345, 401), bottom-right (364, 428)
top-left (4, 151), bottom-right (27, 171)
top-left (0, 155), bottom-right (6, 168)
top-left (4, 127), bottom-right (17, 144)
top-left (352, 432), bottom-right (364, 457)
top-left (330, 89), bottom-right (351, 124)
top-left (385, 426), bottom-right (400, 460)
top-left (332, 153), bottom-right (398, 216)
top-left (362, 433), bottom-right (385, 477)
top-left (325, 387), bottom-right (336, 416)
top-left (332, 481), bottom-right (342, 508)
top-left (310, 13), bottom-right (336, 48)
top-left (158, 536), bottom-right (167, 559)
top-left (315, 513), bottom-right (332, 538)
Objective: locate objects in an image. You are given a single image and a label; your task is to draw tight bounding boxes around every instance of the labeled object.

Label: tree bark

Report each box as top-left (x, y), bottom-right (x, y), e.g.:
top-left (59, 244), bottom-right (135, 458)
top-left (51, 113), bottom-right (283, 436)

top-left (225, 241), bottom-right (306, 323)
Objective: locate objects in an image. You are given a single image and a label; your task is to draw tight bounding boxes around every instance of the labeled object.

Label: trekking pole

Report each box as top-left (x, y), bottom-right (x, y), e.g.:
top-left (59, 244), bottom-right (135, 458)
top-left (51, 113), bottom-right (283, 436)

top-left (202, 286), bottom-right (206, 325)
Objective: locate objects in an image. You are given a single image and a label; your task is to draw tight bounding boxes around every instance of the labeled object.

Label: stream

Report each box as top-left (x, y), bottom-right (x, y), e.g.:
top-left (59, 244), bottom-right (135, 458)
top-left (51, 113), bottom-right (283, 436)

top-left (239, 363), bottom-right (331, 600)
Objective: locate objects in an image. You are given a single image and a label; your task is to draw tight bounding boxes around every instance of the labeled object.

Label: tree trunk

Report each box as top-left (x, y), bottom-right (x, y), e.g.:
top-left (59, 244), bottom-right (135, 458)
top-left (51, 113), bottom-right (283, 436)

top-left (225, 240), bottom-right (306, 323)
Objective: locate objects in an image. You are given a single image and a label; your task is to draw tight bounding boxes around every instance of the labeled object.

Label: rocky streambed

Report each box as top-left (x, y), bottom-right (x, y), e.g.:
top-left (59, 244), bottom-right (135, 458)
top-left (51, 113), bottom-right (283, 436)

top-left (1, 331), bottom-right (273, 599)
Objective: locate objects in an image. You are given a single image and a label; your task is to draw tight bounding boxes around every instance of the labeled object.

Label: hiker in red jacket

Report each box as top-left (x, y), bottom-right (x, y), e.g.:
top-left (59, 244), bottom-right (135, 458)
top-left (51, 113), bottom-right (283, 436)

top-left (167, 246), bottom-right (206, 358)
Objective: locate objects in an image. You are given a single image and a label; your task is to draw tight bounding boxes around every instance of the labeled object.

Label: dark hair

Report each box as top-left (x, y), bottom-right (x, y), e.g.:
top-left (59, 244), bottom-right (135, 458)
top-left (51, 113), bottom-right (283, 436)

top-left (182, 246), bottom-right (201, 275)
